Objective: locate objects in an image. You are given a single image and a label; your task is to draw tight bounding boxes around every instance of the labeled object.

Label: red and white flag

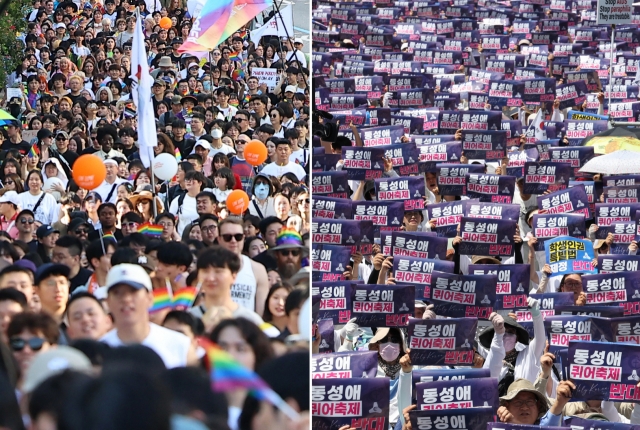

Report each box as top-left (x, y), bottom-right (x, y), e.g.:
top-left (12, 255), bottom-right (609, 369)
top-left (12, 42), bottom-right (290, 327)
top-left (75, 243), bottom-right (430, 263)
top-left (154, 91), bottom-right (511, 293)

top-left (130, 11), bottom-right (157, 168)
top-left (531, 108), bottom-right (547, 141)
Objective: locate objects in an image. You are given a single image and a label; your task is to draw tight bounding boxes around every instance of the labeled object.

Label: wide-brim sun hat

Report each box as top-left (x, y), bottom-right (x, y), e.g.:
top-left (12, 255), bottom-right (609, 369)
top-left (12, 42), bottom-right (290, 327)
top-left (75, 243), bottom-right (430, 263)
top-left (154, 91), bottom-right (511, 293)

top-left (479, 314), bottom-right (530, 349)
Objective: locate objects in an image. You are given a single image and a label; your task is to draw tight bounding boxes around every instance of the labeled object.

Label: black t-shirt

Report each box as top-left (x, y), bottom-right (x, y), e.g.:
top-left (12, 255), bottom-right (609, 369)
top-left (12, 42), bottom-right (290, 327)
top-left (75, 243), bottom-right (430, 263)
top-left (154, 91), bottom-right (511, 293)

top-left (70, 267), bottom-right (93, 293)
top-left (81, 146), bottom-right (99, 155)
top-left (87, 227), bottom-right (123, 243)
top-left (1, 140), bottom-right (32, 156)
top-left (121, 145), bottom-right (138, 159)
top-left (172, 137), bottom-right (195, 156)
top-left (54, 150), bottom-right (78, 178)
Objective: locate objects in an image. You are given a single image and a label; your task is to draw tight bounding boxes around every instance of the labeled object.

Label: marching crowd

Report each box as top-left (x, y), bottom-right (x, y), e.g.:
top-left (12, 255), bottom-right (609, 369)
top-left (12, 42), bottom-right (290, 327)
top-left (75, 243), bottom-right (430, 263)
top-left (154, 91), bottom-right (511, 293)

top-left (311, 0), bottom-right (640, 428)
top-left (0, 0), bottom-right (313, 429)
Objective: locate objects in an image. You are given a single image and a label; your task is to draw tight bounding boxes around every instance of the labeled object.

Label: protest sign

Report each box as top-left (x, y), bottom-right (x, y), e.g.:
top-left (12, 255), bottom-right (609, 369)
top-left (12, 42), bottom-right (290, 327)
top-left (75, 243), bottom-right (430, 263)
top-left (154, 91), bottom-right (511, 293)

top-left (464, 202), bottom-right (520, 221)
top-left (375, 176), bottom-right (426, 211)
top-left (564, 120), bottom-right (609, 146)
top-left (312, 378), bottom-right (390, 430)
top-left (568, 341), bottom-right (640, 402)
top-left (318, 319), bottom-right (335, 353)
top-left (459, 217), bottom-right (517, 257)
top-left (545, 236), bottom-right (596, 276)
top-left (532, 213), bottom-right (587, 251)
top-left (437, 164), bottom-right (485, 196)
top-left (488, 424), bottom-right (565, 430)
top-left (312, 218), bottom-right (374, 249)
top-left (341, 146), bottom-right (386, 180)
top-left (391, 232), bottom-right (449, 261)
top-left (417, 142), bottom-right (462, 172)
top-left (565, 417), bottom-right (639, 430)
top-left (251, 67), bottom-right (279, 90)
top-left (556, 81), bottom-right (589, 109)
top-left (383, 143), bottom-right (421, 176)
top-left (517, 292), bottom-right (576, 336)
top-left (582, 271), bottom-right (640, 311)
top-left (460, 130), bottom-right (508, 160)
top-left (407, 317), bottom-right (478, 366)
top-left (312, 171), bottom-right (350, 198)
top-left (425, 200), bottom-right (469, 237)
top-left (595, 203), bottom-right (640, 226)
top-left (411, 368), bottom-right (490, 389)
top-left (537, 184), bottom-right (592, 219)
top-left (312, 197), bottom-right (353, 220)
top-left (469, 264), bottom-right (531, 310)
top-left (312, 245), bottom-right (352, 282)
top-left (465, 174), bottom-right (515, 203)
top-left (545, 316), bottom-right (614, 353)
top-left (393, 256), bottom-right (455, 299)
top-left (604, 185), bottom-right (640, 203)
top-left (611, 315), bottom-right (640, 345)
top-left (603, 175), bottom-right (640, 187)
top-left (312, 351), bottom-right (378, 379)
top-left (409, 408), bottom-right (494, 430)
top-left (596, 0), bottom-right (633, 24)
top-left (312, 281), bottom-right (352, 325)
top-left (351, 284), bottom-right (415, 327)
top-left (415, 378), bottom-right (499, 410)
top-left (557, 305), bottom-right (625, 317)
top-left (523, 162), bottom-right (572, 194)
top-left (507, 148), bottom-right (538, 178)
top-left (428, 271), bottom-right (497, 319)
top-left (352, 201), bottom-right (405, 235)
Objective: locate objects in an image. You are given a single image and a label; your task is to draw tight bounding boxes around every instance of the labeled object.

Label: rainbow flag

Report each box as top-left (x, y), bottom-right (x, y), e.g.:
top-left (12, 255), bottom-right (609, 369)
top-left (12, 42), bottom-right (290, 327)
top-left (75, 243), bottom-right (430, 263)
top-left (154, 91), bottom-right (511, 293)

top-left (238, 29), bottom-right (248, 41)
top-left (198, 337), bottom-right (299, 420)
top-left (28, 144), bottom-right (39, 159)
top-left (138, 222), bottom-right (163, 237)
top-left (177, 0), bottom-right (272, 53)
top-left (175, 147), bottom-right (182, 162)
top-left (231, 68), bottom-right (245, 81)
top-left (229, 51), bottom-right (241, 62)
top-left (150, 288), bottom-right (172, 313)
top-left (102, 232), bottom-right (116, 242)
top-left (172, 286), bottom-right (198, 309)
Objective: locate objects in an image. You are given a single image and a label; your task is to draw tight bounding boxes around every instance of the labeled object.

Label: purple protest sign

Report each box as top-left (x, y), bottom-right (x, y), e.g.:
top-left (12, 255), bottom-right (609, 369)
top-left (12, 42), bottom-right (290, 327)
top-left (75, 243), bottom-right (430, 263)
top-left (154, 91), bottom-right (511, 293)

top-left (507, 148), bottom-right (539, 177)
top-left (565, 417), bottom-right (640, 430)
top-left (330, 94), bottom-right (369, 110)
top-left (312, 245), bottom-right (352, 282)
top-left (604, 185), bottom-right (640, 204)
top-left (557, 306), bottom-right (625, 318)
top-left (438, 110), bottom-right (464, 134)
top-left (437, 163), bottom-right (485, 196)
top-left (545, 316), bottom-right (614, 353)
top-left (312, 153), bottom-right (342, 172)
top-left (325, 78), bottom-right (356, 94)
top-left (426, 200), bottom-right (469, 237)
top-left (460, 130), bottom-right (508, 160)
top-left (469, 264), bottom-right (531, 310)
top-left (532, 213), bottom-right (587, 251)
top-left (382, 143), bottom-right (421, 176)
top-left (523, 162), bottom-right (572, 194)
top-left (488, 80), bottom-right (525, 108)
top-left (388, 89), bottom-right (434, 109)
top-left (564, 120), bottom-right (609, 146)
top-left (409, 408), bottom-right (493, 430)
top-left (352, 200), bottom-right (405, 235)
top-left (312, 281), bottom-right (352, 325)
top-left (411, 368), bottom-right (490, 392)
top-left (582, 271), bottom-right (640, 311)
top-left (391, 231), bottom-right (448, 261)
top-left (608, 102), bottom-right (640, 122)
top-left (393, 256), bottom-right (455, 299)
top-left (522, 78), bottom-right (557, 104)
top-left (458, 111), bottom-right (503, 132)
top-left (465, 173), bottom-right (516, 204)
top-left (459, 217), bottom-right (517, 257)
top-left (313, 196), bottom-right (354, 220)
top-left (312, 351), bottom-right (379, 379)
top-left (351, 284), bottom-right (415, 327)
top-left (312, 377), bottom-right (390, 430)
top-left (568, 341), bottom-right (640, 402)
top-left (358, 124), bottom-right (405, 147)
top-left (464, 201), bottom-right (521, 221)
top-left (415, 377), bottom-right (499, 410)
top-left (318, 319), bottom-right (335, 353)
top-left (407, 317), bottom-right (477, 366)
top-left (548, 146), bottom-right (595, 176)
top-left (556, 80), bottom-right (588, 110)
top-left (312, 218), bottom-right (363, 247)
top-left (375, 176), bottom-right (426, 211)
top-left (501, 120), bottom-right (524, 147)
top-left (603, 222), bottom-right (637, 254)
top-left (312, 171), bottom-right (350, 198)
top-left (341, 146), bottom-right (386, 180)
top-left (603, 175), bottom-right (640, 187)
top-left (537, 184), bottom-right (591, 219)
top-left (488, 424), bottom-right (565, 430)
top-left (595, 203), bottom-right (640, 226)
top-left (418, 142), bottom-right (462, 173)
top-left (428, 271), bottom-right (497, 319)
top-left (612, 315), bottom-right (640, 345)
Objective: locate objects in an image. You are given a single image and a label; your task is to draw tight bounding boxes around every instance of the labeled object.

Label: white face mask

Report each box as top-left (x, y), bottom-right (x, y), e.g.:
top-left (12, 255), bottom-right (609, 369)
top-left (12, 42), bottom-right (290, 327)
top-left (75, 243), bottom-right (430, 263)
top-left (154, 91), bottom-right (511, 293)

top-left (503, 333), bottom-right (517, 352)
top-left (211, 128), bottom-right (222, 139)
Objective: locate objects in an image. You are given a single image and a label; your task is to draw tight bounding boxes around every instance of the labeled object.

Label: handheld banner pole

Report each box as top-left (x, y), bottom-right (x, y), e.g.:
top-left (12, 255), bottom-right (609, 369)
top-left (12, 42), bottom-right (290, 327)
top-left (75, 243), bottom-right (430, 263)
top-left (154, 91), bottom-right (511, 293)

top-left (608, 24), bottom-right (615, 110)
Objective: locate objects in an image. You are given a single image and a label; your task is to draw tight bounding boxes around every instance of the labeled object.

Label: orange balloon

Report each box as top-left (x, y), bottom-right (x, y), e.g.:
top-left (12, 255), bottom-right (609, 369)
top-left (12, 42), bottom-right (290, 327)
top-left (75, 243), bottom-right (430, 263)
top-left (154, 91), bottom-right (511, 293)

top-left (244, 140), bottom-right (268, 166)
top-left (226, 190), bottom-right (250, 215)
top-left (72, 155), bottom-right (107, 190)
top-left (159, 17), bottom-right (172, 30)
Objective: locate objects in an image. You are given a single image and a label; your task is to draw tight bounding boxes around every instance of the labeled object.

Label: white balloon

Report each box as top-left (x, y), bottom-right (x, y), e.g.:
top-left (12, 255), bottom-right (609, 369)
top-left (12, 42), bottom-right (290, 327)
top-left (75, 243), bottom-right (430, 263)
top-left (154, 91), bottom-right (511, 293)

top-left (153, 153), bottom-right (178, 181)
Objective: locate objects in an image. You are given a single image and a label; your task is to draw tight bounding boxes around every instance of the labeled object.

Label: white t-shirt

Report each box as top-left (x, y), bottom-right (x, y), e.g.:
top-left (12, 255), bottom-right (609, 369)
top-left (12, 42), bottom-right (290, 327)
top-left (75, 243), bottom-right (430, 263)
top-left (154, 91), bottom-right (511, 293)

top-left (169, 193), bottom-right (199, 236)
top-left (100, 323), bottom-right (191, 368)
top-left (211, 188), bottom-right (232, 203)
top-left (94, 178), bottom-right (127, 204)
top-left (259, 161), bottom-right (306, 181)
top-left (290, 148), bottom-right (308, 166)
top-left (18, 191), bottom-right (58, 225)
top-left (209, 143), bottom-right (236, 157)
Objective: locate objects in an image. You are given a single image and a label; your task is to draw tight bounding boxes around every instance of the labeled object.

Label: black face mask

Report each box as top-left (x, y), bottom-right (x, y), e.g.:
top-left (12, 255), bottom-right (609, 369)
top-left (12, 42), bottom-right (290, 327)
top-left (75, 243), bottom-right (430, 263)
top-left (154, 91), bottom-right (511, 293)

top-left (9, 105), bottom-right (21, 117)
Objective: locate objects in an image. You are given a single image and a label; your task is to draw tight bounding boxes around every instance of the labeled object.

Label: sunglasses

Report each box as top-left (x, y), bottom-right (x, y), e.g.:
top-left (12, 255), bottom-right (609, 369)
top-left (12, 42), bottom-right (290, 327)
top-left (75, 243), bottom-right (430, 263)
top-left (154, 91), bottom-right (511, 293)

top-left (75, 228), bottom-right (89, 234)
top-left (4, 180), bottom-right (14, 185)
top-left (270, 114), bottom-right (278, 118)
top-left (279, 249), bottom-right (301, 257)
top-left (221, 233), bottom-right (244, 242)
top-left (20, 218), bottom-right (34, 224)
top-left (234, 117), bottom-right (246, 122)
top-left (298, 198), bottom-right (309, 204)
top-left (236, 139), bottom-right (249, 144)
top-left (10, 337), bottom-right (45, 352)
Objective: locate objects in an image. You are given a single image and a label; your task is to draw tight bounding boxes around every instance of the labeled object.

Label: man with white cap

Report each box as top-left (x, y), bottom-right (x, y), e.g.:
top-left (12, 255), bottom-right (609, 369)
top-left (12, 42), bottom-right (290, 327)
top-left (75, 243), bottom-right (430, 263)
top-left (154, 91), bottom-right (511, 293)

top-left (284, 38), bottom-right (307, 69)
top-left (0, 191), bottom-right (21, 239)
top-left (193, 139), bottom-right (213, 177)
top-left (94, 159), bottom-right (126, 204)
top-left (100, 263), bottom-right (196, 368)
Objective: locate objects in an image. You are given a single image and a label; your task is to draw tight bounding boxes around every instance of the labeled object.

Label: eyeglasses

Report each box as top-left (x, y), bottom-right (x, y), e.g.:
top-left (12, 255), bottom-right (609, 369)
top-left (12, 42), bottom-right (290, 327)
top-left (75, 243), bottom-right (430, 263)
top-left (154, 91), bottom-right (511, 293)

top-left (562, 281), bottom-right (582, 290)
top-left (221, 233), bottom-right (244, 242)
top-left (10, 337), bottom-right (46, 352)
top-left (510, 399), bottom-right (538, 409)
top-left (278, 249), bottom-right (301, 257)
top-left (298, 198), bottom-right (309, 204)
top-left (201, 225), bottom-right (217, 232)
top-left (20, 218), bottom-right (34, 224)
top-left (75, 228), bottom-right (89, 234)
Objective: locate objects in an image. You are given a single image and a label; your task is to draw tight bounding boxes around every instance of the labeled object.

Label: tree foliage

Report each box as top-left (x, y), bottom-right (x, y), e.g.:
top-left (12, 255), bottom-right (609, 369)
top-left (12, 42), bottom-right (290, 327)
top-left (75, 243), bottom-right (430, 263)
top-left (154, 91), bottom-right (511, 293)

top-left (0, 0), bottom-right (31, 89)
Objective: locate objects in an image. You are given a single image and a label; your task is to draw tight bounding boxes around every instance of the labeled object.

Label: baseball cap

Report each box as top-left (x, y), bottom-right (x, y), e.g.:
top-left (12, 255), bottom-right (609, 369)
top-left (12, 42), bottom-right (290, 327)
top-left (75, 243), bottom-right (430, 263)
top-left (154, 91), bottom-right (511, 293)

top-left (0, 191), bottom-right (20, 207)
top-left (194, 139), bottom-right (211, 151)
top-left (68, 217), bottom-right (91, 232)
top-left (54, 23), bottom-right (66, 30)
top-left (22, 346), bottom-right (92, 393)
top-left (171, 95), bottom-right (182, 104)
top-left (294, 38), bottom-right (303, 44)
top-left (36, 225), bottom-right (59, 238)
top-left (56, 130), bottom-right (69, 139)
top-left (153, 79), bottom-right (166, 86)
top-left (35, 263), bottom-right (70, 285)
top-left (37, 128), bottom-right (53, 140)
top-left (106, 263), bottom-right (153, 292)
top-left (284, 85), bottom-right (297, 94)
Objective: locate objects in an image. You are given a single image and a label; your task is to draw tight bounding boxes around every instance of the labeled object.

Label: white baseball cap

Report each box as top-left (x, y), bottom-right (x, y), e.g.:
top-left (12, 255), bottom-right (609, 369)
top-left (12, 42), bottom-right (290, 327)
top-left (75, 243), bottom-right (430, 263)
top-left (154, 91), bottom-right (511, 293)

top-left (284, 85), bottom-right (297, 93)
top-left (23, 346), bottom-right (92, 393)
top-left (194, 139), bottom-right (211, 151)
top-left (0, 191), bottom-right (20, 207)
top-left (106, 263), bottom-right (152, 292)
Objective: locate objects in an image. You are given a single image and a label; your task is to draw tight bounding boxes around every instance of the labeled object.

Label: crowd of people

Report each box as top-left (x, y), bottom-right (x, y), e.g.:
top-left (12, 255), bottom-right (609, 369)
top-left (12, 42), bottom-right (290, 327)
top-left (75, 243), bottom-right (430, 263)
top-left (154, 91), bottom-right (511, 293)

top-left (311, 0), bottom-right (640, 429)
top-left (0, 0), bottom-right (312, 429)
